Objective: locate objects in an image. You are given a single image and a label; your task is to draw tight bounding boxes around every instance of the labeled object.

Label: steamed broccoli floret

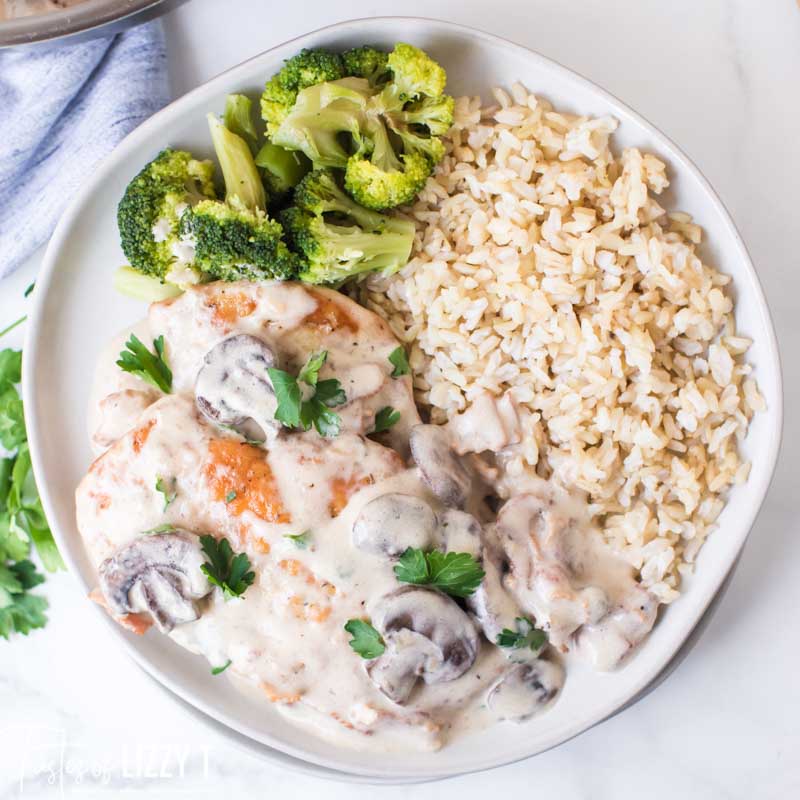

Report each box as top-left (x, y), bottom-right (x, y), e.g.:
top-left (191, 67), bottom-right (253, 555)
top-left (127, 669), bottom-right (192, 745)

top-left (117, 148), bottom-right (216, 281)
top-left (181, 200), bottom-right (301, 281)
top-left (342, 46), bottom-right (390, 86)
top-left (271, 78), bottom-right (371, 169)
top-left (255, 142), bottom-right (312, 203)
top-left (261, 49), bottom-right (345, 137)
top-left (262, 43), bottom-right (452, 211)
top-left (281, 169), bottom-right (414, 284)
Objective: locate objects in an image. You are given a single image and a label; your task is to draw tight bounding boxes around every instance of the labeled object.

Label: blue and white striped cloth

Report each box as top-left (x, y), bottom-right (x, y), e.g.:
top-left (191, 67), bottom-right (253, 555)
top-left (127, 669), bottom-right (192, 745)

top-left (0, 21), bottom-right (169, 278)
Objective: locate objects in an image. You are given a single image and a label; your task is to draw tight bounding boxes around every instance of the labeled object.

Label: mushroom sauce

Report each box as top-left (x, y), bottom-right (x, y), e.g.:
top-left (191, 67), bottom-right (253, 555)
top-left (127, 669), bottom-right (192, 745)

top-left (77, 281), bottom-right (658, 751)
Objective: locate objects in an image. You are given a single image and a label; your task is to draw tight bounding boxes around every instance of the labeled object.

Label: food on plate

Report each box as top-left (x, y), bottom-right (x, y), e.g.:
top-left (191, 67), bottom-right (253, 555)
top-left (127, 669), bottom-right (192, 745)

top-left (114, 43), bottom-right (452, 300)
top-left (76, 47), bottom-right (765, 751)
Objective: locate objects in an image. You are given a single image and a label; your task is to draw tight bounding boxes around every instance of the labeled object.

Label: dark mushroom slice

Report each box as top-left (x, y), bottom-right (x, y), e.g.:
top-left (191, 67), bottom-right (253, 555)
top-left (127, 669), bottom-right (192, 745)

top-left (486, 660), bottom-right (564, 722)
top-left (98, 530), bottom-right (212, 633)
top-left (367, 586), bottom-right (480, 705)
top-left (352, 493), bottom-right (439, 557)
top-left (195, 334), bottom-right (279, 443)
top-left (409, 424), bottom-right (472, 509)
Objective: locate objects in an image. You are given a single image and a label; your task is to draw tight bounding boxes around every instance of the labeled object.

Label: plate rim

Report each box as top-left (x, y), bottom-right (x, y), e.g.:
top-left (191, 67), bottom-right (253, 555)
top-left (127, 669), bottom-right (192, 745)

top-left (22, 14), bottom-right (784, 782)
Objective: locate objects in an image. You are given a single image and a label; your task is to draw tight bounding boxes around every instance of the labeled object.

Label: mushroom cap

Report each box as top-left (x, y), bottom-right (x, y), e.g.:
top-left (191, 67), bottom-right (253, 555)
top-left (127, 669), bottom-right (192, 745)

top-left (195, 334), bottom-right (278, 442)
top-left (438, 508), bottom-right (482, 558)
top-left (352, 493), bottom-right (439, 557)
top-left (486, 660), bottom-right (564, 722)
top-left (409, 424), bottom-right (472, 509)
top-left (98, 530), bottom-right (212, 633)
top-left (367, 586), bottom-right (480, 704)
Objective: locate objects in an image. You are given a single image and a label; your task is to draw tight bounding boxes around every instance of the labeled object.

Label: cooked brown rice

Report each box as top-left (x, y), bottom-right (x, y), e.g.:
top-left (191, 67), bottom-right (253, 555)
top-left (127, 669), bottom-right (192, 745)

top-left (355, 84), bottom-right (765, 602)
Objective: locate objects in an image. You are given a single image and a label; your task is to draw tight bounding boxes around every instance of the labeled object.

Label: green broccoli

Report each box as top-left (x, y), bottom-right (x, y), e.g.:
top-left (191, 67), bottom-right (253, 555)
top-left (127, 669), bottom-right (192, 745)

top-left (341, 46), bottom-right (390, 86)
top-left (181, 200), bottom-right (301, 282)
top-left (261, 43), bottom-right (453, 210)
top-left (207, 113), bottom-right (266, 212)
top-left (255, 142), bottom-right (312, 203)
top-left (261, 49), bottom-right (345, 137)
top-left (117, 148), bottom-right (216, 281)
top-left (280, 169), bottom-right (415, 284)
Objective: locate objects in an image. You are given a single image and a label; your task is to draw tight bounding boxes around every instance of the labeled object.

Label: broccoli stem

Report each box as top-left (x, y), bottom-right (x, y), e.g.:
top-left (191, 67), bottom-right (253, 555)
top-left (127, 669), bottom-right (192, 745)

top-left (207, 113), bottom-right (267, 213)
top-left (113, 266), bottom-right (184, 302)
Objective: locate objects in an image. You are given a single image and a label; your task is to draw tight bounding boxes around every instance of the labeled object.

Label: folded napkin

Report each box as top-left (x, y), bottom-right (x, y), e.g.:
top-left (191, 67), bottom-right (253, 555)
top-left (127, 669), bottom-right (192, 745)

top-left (0, 21), bottom-right (169, 278)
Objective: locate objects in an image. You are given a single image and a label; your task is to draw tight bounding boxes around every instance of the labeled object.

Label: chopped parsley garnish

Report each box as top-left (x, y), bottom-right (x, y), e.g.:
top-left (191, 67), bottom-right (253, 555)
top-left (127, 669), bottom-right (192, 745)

top-left (394, 548), bottom-right (485, 598)
top-left (200, 535), bottom-right (255, 600)
top-left (141, 523), bottom-right (175, 536)
top-left (372, 406), bottom-right (400, 433)
top-left (24, 283), bottom-right (35, 298)
top-left (284, 530), bottom-right (311, 549)
top-left (496, 617), bottom-right (548, 652)
top-left (155, 476), bottom-right (177, 511)
top-left (211, 659), bottom-right (232, 675)
top-left (268, 351), bottom-right (346, 438)
top-left (225, 490), bottom-right (237, 503)
top-left (388, 346), bottom-right (410, 377)
top-left (344, 619), bottom-right (385, 659)
top-left (116, 334), bottom-right (172, 393)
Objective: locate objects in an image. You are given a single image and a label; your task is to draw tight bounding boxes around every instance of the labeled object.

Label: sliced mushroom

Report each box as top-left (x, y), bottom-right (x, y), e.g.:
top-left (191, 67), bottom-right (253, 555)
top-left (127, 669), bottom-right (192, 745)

top-left (486, 660), bottom-right (564, 722)
top-left (98, 531), bottom-right (212, 633)
top-left (352, 493), bottom-right (439, 556)
top-left (409, 424), bottom-right (472, 509)
top-left (195, 335), bottom-right (279, 442)
top-left (438, 508), bottom-right (482, 558)
top-left (468, 533), bottom-right (522, 644)
top-left (367, 587), bottom-right (480, 705)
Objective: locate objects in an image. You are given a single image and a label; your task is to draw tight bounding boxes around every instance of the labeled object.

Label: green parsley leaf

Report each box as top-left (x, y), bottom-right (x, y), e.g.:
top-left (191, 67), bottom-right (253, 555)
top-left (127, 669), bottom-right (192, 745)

top-left (373, 406), bottom-right (400, 433)
top-left (268, 357), bottom-right (346, 439)
top-left (344, 618), bottom-right (385, 659)
top-left (155, 476), bottom-right (177, 511)
top-left (211, 659), bottom-right (232, 675)
top-left (267, 367), bottom-right (302, 428)
top-left (24, 283), bottom-right (35, 298)
top-left (0, 386), bottom-right (26, 450)
top-left (225, 490), bottom-right (237, 503)
top-left (388, 346), bottom-right (410, 378)
top-left (0, 559), bottom-right (48, 639)
top-left (116, 334), bottom-right (172, 394)
top-left (297, 351), bottom-right (328, 387)
top-left (0, 349), bottom-right (22, 387)
top-left (394, 548), bottom-right (485, 598)
top-left (141, 523), bottom-right (176, 536)
top-left (496, 617), bottom-right (548, 652)
top-left (200, 535), bottom-right (255, 600)
top-left (284, 530), bottom-right (311, 549)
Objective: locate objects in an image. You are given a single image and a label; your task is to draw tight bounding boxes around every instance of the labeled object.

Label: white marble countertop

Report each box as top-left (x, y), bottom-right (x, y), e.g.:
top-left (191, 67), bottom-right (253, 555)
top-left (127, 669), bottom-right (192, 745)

top-left (1, 0), bottom-right (799, 797)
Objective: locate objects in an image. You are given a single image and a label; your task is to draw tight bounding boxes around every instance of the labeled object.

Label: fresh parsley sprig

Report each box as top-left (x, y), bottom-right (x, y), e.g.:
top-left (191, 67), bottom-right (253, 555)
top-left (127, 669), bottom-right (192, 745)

top-left (496, 617), bottom-right (548, 652)
top-left (388, 346), bottom-right (410, 378)
top-left (200, 535), bottom-right (255, 600)
top-left (211, 659), bottom-right (232, 675)
top-left (116, 334), bottom-right (172, 393)
top-left (0, 344), bottom-right (61, 639)
top-left (394, 548), bottom-right (485, 598)
top-left (268, 351), bottom-right (346, 438)
top-left (344, 618), bottom-right (385, 659)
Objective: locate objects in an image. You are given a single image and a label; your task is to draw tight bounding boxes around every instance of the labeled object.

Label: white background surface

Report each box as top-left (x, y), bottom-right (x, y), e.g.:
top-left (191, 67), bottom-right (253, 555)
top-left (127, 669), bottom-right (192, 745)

top-left (1, 0), bottom-right (798, 797)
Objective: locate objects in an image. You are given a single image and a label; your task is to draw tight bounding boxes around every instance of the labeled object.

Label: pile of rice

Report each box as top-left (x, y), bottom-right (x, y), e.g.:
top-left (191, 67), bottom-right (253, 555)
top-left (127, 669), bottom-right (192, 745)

top-left (356, 84), bottom-right (765, 602)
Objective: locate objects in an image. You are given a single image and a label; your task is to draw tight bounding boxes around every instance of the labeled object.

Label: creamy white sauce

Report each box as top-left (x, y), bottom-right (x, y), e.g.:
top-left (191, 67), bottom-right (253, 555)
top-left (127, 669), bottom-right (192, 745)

top-left (78, 281), bottom-right (660, 752)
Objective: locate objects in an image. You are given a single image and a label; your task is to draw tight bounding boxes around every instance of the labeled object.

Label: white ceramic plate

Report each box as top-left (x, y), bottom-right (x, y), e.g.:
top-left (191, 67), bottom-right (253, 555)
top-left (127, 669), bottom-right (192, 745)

top-left (24, 16), bottom-right (783, 783)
